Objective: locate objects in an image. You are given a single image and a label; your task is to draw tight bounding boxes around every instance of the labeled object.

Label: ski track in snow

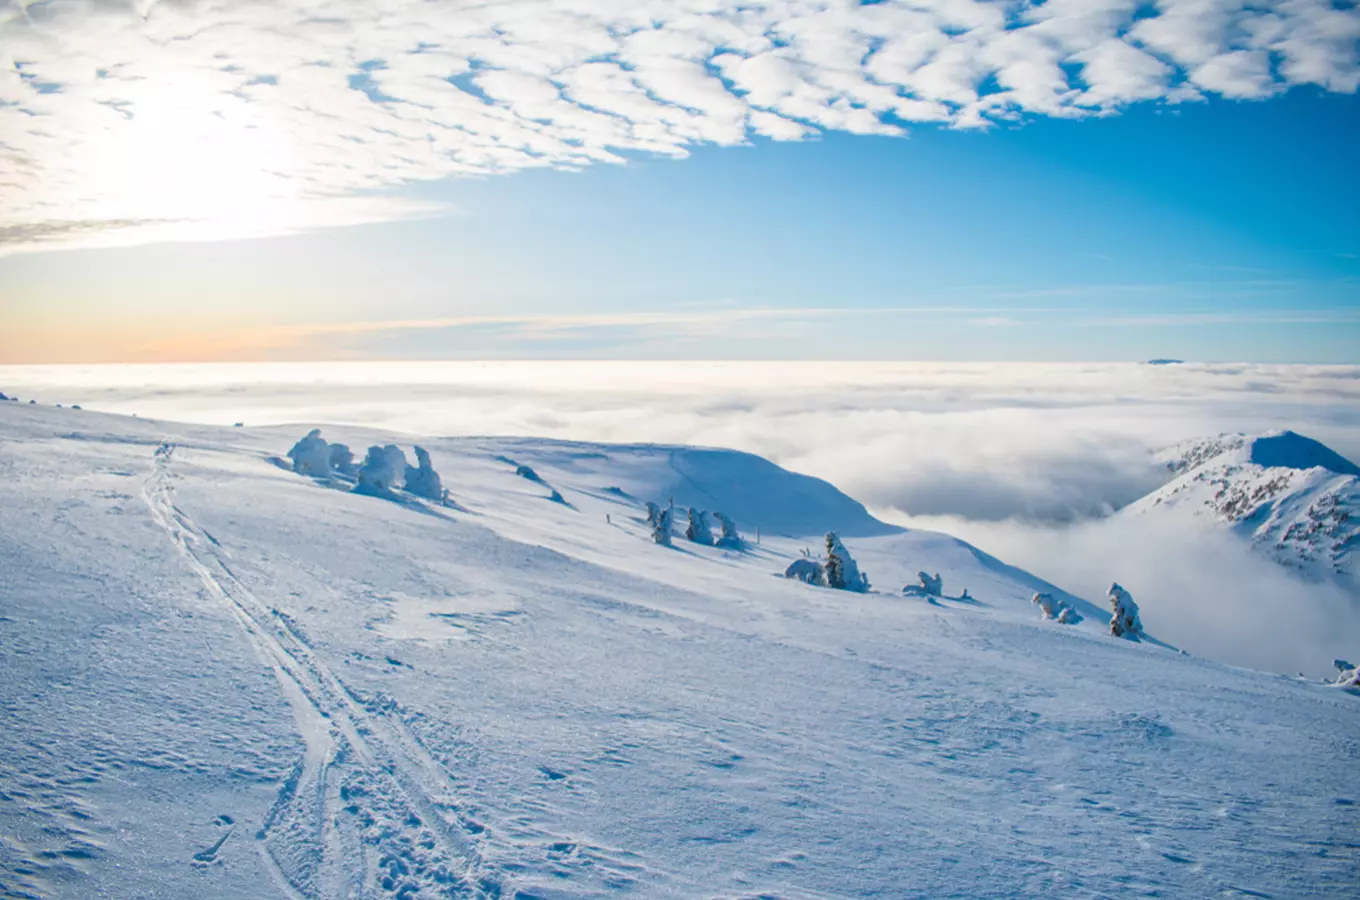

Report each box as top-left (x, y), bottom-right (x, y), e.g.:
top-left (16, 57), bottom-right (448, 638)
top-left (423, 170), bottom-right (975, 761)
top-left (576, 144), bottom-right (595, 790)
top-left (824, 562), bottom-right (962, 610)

top-left (4, 405), bottom-right (1360, 899)
top-left (142, 442), bottom-right (497, 899)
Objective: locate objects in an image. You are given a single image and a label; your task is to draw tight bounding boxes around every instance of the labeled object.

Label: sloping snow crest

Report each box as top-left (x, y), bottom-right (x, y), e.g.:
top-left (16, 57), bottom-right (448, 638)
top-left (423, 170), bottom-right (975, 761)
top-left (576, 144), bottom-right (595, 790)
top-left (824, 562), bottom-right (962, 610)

top-left (1, 404), bottom-right (1358, 899)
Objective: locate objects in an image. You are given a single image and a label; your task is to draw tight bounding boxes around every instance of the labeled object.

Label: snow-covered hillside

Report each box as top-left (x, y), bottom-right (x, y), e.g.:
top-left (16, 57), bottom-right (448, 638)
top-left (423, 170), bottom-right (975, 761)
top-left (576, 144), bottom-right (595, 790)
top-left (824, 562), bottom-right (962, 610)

top-left (1126, 431), bottom-right (1360, 588)
top-left (2, 404), bottom-right (1358, 899)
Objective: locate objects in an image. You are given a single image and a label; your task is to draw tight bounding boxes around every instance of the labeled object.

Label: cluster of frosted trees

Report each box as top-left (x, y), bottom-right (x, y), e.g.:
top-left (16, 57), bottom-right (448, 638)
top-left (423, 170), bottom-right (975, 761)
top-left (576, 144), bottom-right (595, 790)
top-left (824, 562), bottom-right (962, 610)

top-left (1031, 582), bottom-right (1143, 639)
top-left (646, 501), bottom-right (741, 550)
top-left (1031, 592), bottom-right (1080, 625)
top-left (782, 532), bottom-right (870, 593)
top-left (287, 429), bottom-right (448, 504)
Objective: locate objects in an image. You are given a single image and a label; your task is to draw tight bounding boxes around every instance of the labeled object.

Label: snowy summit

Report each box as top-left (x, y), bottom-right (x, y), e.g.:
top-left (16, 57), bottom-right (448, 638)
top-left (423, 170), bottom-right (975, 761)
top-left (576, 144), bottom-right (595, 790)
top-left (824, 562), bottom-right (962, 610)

top-left (1128, 430), bottom-right (1360, 589)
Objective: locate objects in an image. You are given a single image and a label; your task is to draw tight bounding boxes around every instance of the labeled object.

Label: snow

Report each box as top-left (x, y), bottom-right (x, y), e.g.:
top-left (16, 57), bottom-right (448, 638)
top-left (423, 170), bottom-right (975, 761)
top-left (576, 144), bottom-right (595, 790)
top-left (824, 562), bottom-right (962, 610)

top-left (1246, 431), bottom-right (1360, 477)
top-left (2, 402), bottom-right (1359, 899)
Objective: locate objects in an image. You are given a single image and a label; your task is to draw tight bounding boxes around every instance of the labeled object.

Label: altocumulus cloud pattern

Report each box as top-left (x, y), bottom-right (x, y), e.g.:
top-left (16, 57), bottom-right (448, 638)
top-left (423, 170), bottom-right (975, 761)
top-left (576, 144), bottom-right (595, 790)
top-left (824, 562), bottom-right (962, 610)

top-left (2, 0), bottom-right (1358, 250)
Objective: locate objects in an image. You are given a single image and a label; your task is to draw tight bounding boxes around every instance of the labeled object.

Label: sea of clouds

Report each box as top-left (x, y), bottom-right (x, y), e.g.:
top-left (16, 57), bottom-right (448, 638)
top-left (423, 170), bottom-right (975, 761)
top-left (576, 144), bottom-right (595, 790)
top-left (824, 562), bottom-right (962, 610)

top-left (3, 360), bottom-right (1358, 675)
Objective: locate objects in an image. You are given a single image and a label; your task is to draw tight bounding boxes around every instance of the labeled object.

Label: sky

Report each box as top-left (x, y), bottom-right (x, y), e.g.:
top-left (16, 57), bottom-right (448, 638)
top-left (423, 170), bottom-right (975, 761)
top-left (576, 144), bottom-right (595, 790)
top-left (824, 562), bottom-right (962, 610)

top-left (1, 0), bottom-right (1358, 363)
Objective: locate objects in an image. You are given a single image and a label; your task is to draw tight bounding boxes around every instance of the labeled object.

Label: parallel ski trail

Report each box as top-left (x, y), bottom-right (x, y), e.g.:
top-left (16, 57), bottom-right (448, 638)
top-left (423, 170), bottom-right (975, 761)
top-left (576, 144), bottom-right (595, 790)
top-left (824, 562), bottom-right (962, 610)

top-left (142, 442), bottom-right (494, 899)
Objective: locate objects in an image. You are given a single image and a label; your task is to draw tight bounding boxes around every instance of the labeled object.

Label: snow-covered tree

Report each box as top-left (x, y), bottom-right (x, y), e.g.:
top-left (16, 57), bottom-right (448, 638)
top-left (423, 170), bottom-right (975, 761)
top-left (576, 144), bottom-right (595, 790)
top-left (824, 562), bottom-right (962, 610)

top-left (516, 464), bottom-right (543, 483)
top-left (1108, 582), bottom-right (1143, 639)
top-left (355, 445), bottom-right (407, 495)
top-left (713, 512), bottom-right (742, 549)
top-left (652, 501), bottom-right (673, 546)
top-left (685, 508), bottom-right (714, 545)
top-left (1334, 660), bottom-right (1360, 690)
top-left (1032, 592), bottom-right (1079, 624)
top-left (287, 428), bottom-right (331, 476)
top-left (404, 445), bottom-right (444, 500)
top-left (824, 532), bottom-right (869, 592)
top-left (329, 443), bottom-right (356, 477)
top-left (918, 572), bottom-right (943, 597)
top-left (785, 558), bottom-right (826, 585)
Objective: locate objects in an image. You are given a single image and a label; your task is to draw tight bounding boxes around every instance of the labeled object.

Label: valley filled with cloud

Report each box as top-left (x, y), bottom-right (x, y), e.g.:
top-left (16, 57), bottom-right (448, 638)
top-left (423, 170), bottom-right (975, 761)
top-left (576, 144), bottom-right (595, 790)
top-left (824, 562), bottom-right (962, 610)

top-left (5, 359), bottom-right (1358, 675)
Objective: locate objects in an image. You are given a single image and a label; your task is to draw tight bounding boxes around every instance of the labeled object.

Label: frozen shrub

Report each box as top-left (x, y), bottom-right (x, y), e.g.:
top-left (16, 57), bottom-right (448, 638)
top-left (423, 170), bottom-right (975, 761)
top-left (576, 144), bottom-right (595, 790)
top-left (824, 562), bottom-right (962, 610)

top-left (516, 464), bottom-right (543, 483)
top-left (1032, 592), bottom-right (1079, 624)
top-left (287, 429), bottom-right (331, 476)
top-left (686, 508), bottom-right (714, 545)
top-left (549, 489), bottom-right (567, 505)
top-left (825, 532), bottom-right (869, 592)
top-left (355, 445), bottom-right (407, 495)
top-left (785, 558), bottom-right (826, 585)
top-left (404, 446), bottom-right (444, 500)
top-left (329, 443), bottom-right (356, 477)
top-left (1108, 582), bottom-right (1143, 639)
top-left (713, 512), bottom-right (743, 549)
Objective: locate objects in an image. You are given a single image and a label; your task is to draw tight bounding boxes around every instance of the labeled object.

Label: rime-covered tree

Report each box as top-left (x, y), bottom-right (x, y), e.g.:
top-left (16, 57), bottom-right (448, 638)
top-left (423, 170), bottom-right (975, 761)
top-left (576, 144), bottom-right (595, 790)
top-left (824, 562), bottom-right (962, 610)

top-left (287, 429), bottom-right (331, 476)
top-left (328, 443), bottom-right (356, 477)
top-left (1107, 582), bottom-right (1143, 639)
top-left (652, 501), bottom-right (673, 546)
top-left (355, 445), bottom-right (407, 495)
top-left (1032, 592), bottom-right (1079, 624)
top-left (713, 512), bottom-right (742, 549)
top-left (404, 446), bottom-right (444, 500)
top-left (784, 558), bottom-right (826, 585)
top-left (824, 531), bottom-right (869, 592)
top-left (686, 508), bottom-right (714, 545)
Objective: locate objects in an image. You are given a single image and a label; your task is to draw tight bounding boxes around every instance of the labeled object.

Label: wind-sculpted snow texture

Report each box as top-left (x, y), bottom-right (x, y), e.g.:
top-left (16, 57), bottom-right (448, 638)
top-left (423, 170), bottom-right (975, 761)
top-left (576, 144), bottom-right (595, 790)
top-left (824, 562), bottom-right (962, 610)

top-left (1133, 431), bottom-right (1360, 589)
top-left (2, 404), bottom-right (1359, 899)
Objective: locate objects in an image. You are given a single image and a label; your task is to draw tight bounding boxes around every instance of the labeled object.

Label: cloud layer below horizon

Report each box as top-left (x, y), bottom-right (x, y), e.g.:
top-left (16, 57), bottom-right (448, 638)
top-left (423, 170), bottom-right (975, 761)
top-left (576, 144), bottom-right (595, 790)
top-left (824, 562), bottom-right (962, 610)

top-left (3, 359), bottom-right (1359, 674)
top-left (3, 0), bottom-right (1358, 252)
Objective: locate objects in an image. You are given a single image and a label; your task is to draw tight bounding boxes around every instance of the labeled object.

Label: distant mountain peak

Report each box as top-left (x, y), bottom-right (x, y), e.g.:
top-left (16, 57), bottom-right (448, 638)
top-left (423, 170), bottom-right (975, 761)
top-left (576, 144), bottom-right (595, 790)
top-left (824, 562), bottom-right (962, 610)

top-left (1162, 431), bottom-right (1360, 478)
top-left (1132, 430), bottom-right (1360, 587)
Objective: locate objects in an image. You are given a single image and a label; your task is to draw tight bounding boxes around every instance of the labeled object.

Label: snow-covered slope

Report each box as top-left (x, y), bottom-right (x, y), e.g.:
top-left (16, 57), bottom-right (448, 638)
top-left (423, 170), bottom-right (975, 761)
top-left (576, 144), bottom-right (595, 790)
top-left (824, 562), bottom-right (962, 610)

top-left (1127, 430), bottom-right (1360, 588)
top-left (2, 404), bottom-right (1358, 899)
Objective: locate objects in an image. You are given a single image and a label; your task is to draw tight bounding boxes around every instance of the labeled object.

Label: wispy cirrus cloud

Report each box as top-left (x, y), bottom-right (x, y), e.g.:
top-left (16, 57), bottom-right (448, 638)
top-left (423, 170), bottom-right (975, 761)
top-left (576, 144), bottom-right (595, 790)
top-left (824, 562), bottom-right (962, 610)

top-left (2, 0), bottom-right (1358, 253)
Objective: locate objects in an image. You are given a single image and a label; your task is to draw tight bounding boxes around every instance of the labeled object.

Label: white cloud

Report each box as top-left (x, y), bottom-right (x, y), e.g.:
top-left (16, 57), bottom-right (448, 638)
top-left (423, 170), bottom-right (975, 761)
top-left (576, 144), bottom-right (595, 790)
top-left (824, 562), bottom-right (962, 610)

top-left (0, 0), bottom-right (1357, 252)
top-left (1191, 49), bottom-right (1277, 98)
top-left (906, 511), bottom-right (1360, 679)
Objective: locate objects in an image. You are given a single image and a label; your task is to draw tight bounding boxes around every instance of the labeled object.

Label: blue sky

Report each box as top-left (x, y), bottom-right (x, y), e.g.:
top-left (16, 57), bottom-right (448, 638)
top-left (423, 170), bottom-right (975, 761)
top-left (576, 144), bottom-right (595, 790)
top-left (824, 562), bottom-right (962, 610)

top-left (1, 0), bottom-right (1357, 363)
